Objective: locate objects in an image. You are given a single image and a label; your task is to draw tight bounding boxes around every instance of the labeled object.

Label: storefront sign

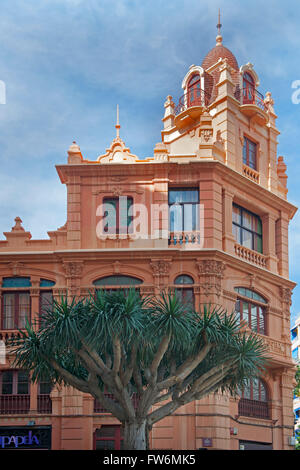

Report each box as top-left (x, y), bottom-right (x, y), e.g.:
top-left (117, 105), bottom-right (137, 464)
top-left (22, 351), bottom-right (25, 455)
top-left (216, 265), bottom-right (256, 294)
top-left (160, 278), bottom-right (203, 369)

top-left (0, 426), bottom-right (51, 450)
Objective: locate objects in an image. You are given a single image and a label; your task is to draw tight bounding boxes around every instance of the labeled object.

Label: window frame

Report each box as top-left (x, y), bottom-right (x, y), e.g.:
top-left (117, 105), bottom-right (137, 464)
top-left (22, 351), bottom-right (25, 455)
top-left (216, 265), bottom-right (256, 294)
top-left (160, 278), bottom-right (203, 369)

top-left (168, 188), bottom-right (200, 233)
top-left (232, 203), bottom-right (263, 254)
top-left (93, 425), bottom-right (123, 450)
top-left (243, 136), bottom-right (258, 170)
top-left (1, 291), bottom-right (31, 330)
top-left (187, 74), bottom-right (202, 107)
top-left (243, 72), bottom-right (255, 105)
top-left (174, 275), bottom-right (195, 308)
top-left (0, 370), bottom-right (30, 395)
top-left (102, 196), bottom-right (133, 235)
top-left (39, 290), bottom-right (54, 328)
top-left (239, 377), bottom-right (268, 402)
top-left (235, 298), bottom-right (267, 335)
top-left (234, 287), bottom-right (267, 335)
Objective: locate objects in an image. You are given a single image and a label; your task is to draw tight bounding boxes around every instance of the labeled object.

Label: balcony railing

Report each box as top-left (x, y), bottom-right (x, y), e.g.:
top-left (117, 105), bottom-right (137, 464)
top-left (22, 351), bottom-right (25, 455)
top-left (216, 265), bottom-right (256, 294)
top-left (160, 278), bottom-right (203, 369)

top-left (0, 330), bottom-right (23, 344)
top-left (238, 398), bottom-right (270, 419)
top-left (174, 88), bottom-right (210, 116)
top-left (94, 393), bottom-right (139, 413)
top-left (242, 86), bottom-right (267, 112)
top-left (0, 394), bottom-right (30, 414)
top-left (169, 231), bottom-right (203, 247)
top-left (37, 394), bottom-right (52, 414)
top-left (243, 164), bottom-right (260, 184)
top-left (234, 243), bottom-right (267, 268)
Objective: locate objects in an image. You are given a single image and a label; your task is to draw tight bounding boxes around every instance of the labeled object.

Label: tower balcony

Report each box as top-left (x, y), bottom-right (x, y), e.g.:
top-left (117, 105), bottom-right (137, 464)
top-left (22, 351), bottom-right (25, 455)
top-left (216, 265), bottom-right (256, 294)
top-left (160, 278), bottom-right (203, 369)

top-left (174, 88), bottom-right (210, 129)
top-left (240, 86), bottom-right (268, 125)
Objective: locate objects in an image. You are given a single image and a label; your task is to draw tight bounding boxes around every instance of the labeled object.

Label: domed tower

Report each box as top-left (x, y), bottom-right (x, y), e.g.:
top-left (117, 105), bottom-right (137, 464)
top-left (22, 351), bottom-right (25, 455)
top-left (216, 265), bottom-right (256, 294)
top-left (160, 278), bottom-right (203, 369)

top-left (161, 13), bottom-right (279, 195)
top-left (201, 27), bottom-right (240, 104)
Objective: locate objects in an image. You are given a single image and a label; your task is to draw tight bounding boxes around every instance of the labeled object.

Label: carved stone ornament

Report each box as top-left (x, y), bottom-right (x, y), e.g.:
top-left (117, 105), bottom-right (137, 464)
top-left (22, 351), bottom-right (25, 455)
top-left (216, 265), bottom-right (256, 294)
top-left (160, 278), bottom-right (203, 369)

top-left (63, 261), bottom-right (84, 278)
top-left (200, 129), bottom-right (213, 143)
top-left (150, 259), bottom-right (172, 277)
top-left (280, 286), bottom-right (292, 305)
top-left (8, 261), bottom-right (25, 276)
top-left (196, 260), bottom-right (226, 297)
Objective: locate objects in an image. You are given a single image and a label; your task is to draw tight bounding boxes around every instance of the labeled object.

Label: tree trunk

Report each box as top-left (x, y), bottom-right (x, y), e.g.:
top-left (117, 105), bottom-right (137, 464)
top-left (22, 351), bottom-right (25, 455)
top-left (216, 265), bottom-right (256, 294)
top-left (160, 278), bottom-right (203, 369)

top-left (123, 420), bottom-right (147, 450)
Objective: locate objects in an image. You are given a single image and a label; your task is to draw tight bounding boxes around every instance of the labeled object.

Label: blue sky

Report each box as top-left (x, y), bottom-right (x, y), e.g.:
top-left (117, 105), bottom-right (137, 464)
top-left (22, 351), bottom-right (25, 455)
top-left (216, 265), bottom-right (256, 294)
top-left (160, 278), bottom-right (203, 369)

top-left (0, 0), bottom-right (299, 324)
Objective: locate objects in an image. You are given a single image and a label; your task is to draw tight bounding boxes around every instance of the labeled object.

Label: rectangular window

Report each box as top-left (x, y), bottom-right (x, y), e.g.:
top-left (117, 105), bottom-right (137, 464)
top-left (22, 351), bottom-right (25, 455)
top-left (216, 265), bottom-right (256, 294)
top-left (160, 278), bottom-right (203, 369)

top-left (232, 204), bottom-right (262, 254)
top-left (0, 370), bottom-right (29, 395)
top-left (103, 197), bottom-right (133, 235)
top-left (175, 288), bottom-right (194, 308)
top-left (39, 291), bottom-right (53, 327)
top-left (2, 292), bottom-right (30, 329)
top-left (235, 299), bottom-right (266, 335)
top-left (169, 189), bottom-right (199, 232)
top-left (243, 137), bottom-right (257, 170)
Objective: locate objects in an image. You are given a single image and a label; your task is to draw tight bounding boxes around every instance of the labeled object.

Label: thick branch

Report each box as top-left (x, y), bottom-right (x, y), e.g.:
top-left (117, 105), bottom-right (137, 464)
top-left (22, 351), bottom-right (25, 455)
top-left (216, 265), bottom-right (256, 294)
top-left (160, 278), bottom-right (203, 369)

top-left (113, 337), bottom-right (122, 374)
top-left (157, 342), bottom-right (212, 390)
top-left (148, 361), bottom-right (238, 427)
top-left (149, 335), bottom-right (170, 379)
top-left (48, 358), bottom-right (90, 394)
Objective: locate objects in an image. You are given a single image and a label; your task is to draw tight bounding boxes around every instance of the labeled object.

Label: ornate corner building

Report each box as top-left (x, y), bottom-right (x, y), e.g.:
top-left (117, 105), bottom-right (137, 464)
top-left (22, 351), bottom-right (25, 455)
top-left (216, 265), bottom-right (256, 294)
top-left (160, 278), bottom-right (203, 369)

top-left (0, 27), bottom-right (297, 450)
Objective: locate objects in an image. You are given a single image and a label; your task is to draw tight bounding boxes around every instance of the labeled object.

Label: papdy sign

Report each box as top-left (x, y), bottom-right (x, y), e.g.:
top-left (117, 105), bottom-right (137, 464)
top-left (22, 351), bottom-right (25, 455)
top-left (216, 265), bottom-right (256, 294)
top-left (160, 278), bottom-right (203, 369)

top-left (0, 426), bottom-right (51, 450)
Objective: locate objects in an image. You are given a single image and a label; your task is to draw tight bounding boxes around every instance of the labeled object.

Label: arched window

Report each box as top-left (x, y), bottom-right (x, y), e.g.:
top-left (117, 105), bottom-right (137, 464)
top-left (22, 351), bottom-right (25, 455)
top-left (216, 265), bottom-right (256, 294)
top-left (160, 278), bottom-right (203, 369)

top-left (234, 287), bottom-right (267, 335)
top-left (187, 74), bottom-right (202, 107)
top-left (174, 275), bottom-right (194, 285)
top-left (93, 275), bottom-right (143, 287)
top-left (243, 72), bottom-right (255, 104)
top-left (174, 275), bottom-right (194, 307)
top-left (238, 378), bottom-right (269, 419)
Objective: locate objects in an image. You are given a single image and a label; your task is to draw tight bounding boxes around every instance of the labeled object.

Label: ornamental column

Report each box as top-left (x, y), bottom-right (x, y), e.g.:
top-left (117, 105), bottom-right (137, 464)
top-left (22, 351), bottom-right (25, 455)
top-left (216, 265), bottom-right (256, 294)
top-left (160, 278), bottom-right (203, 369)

top-left (262, 213), bottom-right (278, 273)
top-left (222, 188), bottom-right (236, 255)
top-left (195, 259), bottom-right (226, 307)
top-left (63, 261), bottom-right (84, 299)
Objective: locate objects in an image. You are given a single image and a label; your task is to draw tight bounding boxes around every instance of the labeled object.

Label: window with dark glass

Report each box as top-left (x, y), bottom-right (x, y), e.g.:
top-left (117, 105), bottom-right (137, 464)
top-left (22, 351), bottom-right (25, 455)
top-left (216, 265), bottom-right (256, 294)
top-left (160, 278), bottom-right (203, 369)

top-left (174, 275), bottom-right (194, 307)
top-left (0, 370), bottom-right (29, 395)
top-left (0, 370), bottom-right (30, 415)
top-left (39, 291), bottom-right (53, 327)
top-left (1, 277), bottom-right (31, 330)
top-left (94, 426), bottom-right (124, 450)
top-left (232, 204), bottom-right (262, 253)
top-left (243, 137), bottom-right (257, 170)
top-left (37, 380), bottom-right (53, 414)
top-left (243, 72), bottom-right (255, 104)
top-left (169, 189), bottom-right (199, 233)
top-left (93, 275), bottom-right (142, 287)
top-left (103, 197), bottom-right (133, 235)
top-left (187, 74), bottom-right (201, 107)
top-left (234, 288), bottom-right (267, 335)
top-left (93, 275), bottom-right (143, 296)
top-left (238, 378), bottom-right (269, 419)
top-left (2, 292), bottom-right (30, 329)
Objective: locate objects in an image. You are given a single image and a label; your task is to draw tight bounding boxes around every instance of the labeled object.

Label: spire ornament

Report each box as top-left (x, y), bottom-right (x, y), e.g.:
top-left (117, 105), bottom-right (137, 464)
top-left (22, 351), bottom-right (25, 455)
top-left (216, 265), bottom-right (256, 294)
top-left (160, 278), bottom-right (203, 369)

top-left (216, 9), bottom-right (223, 46)
top-left (116, 104), bottom-right (121, 139)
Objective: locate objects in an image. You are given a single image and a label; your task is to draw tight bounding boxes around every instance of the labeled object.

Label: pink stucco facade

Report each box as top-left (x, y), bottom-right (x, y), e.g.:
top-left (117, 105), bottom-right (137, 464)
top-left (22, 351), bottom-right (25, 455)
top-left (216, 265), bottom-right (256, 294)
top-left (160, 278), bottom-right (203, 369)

top-left (0, 32), bottom-right (297, 450)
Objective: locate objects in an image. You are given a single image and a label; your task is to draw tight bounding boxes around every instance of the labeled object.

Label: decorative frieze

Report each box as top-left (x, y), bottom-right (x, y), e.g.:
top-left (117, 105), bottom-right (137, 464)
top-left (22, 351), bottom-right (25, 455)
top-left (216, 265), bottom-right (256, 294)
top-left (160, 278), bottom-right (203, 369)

top-left (150, 259), bottom-right (172, 287)
top-left (63, 261), bottom-right (84, 279)
top-left (280, 287), bottom-right (292, 306)
top-left (196, 260), bottom-right (225, 298)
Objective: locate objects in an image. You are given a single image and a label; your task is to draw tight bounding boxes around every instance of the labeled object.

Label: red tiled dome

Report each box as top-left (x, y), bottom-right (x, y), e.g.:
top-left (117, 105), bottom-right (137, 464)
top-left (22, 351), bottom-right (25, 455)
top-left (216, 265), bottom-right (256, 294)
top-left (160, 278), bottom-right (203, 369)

top-left (202, 44), bottom-right (239, 71)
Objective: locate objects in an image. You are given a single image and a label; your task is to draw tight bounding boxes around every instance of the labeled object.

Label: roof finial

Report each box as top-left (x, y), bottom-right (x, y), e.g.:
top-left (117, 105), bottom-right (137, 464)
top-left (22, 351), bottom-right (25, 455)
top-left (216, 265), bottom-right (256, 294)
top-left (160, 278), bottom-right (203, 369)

top-left (216, 8), bottom-right (223, 46)
top-left (116, 104), bottom-right (121, 138)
